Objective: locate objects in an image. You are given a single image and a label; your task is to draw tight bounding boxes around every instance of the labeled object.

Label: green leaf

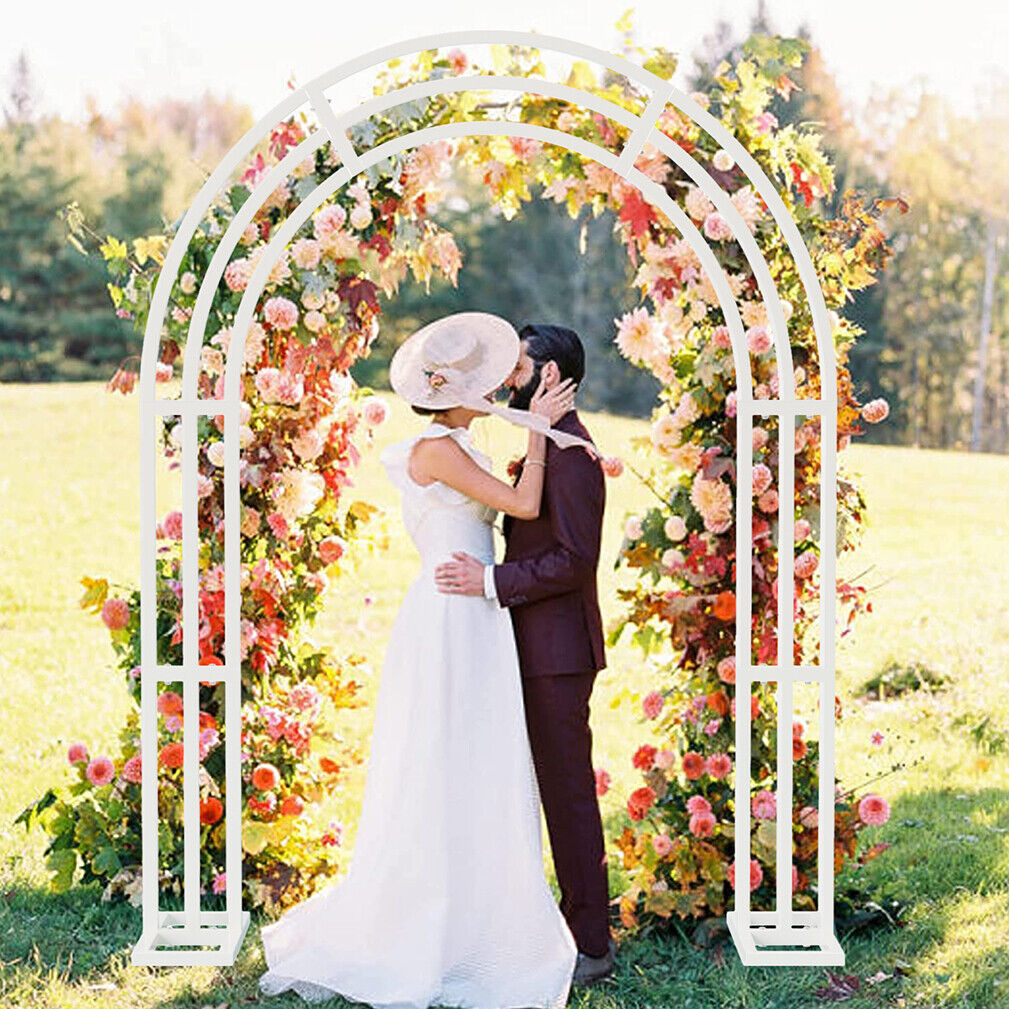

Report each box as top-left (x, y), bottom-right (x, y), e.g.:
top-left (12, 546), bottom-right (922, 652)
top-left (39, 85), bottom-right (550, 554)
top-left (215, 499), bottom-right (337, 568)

top-left (46, 848), bottom-right (77, 893)
top-left (93, 845), bottom-right (122, 876)
top-left (643, 48), bottom-right (678, 83)
top-left (228, 185), bottom-right (250, 212)
top-left (14, 788), bottom-right (58, 828)
top-left (294, 175), bottom-right (318, 201)
top-left (243, 820), bottom-right (272, 855)
top-left (349, 120), bottom-right (378, 148)
top-left (566, 61), bottom-right (597, 91)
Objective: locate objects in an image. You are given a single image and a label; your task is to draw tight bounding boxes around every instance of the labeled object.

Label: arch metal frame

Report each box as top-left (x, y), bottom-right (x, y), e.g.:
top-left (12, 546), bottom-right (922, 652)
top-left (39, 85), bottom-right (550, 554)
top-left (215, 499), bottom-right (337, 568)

top-left (133, 29), bottom-right (841, 969)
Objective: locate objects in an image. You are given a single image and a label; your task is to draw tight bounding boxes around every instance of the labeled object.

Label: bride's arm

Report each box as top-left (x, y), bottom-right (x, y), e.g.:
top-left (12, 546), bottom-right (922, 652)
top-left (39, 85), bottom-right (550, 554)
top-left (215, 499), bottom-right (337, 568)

top-left (409, 378), bottom-right (574, 520)
top-left (411, 432), bottom-right (544, 520)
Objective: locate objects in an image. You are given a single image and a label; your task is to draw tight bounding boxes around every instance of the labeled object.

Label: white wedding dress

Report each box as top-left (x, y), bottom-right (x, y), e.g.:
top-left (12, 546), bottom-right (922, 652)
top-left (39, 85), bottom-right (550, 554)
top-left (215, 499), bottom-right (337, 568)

top-left (258, 422), bottom-right (577, 1008)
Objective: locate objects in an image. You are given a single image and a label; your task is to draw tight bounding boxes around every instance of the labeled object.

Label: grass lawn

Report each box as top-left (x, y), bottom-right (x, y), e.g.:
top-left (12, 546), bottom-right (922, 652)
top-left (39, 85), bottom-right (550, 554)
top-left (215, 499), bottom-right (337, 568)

top-left (1, 381), bottom-right (1008, 1008)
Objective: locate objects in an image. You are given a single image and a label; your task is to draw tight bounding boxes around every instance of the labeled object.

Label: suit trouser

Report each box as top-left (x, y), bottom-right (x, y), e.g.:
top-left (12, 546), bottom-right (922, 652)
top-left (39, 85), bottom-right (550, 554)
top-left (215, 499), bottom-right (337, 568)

top-left (520, 670), bottom-right (610, 958)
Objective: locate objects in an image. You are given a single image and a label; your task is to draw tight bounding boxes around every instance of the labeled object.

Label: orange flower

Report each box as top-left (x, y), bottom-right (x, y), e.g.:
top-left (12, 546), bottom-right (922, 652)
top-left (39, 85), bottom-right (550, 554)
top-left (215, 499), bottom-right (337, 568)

top-left (682, 751), bottom-right (706, 780)
top-left (793, 737), bottom-right (808, 760)
top-left (319, 757), bottom-right (341, 775)
top-left (707, 690), bottom-right (729, 717)
top-left (157, 691), bottom-right (184, 717)
top-left (627, 786), bottom-right (656, 821)
top-left (158, 742), bottom-right (184, 768)
top-left (252, 762), bottom-right (280, 791)
top-left (280, 794), bottom-right (304, 817)
top-left (712, 591), bottom-right (735, 621)
top-left (200, 796), bottom-right (223, 824)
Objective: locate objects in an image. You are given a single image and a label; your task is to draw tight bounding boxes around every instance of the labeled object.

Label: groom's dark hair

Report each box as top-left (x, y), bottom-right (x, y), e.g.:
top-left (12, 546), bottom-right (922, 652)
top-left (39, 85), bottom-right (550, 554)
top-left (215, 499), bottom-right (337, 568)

top-left (518, 323), bottom-right (586, 385)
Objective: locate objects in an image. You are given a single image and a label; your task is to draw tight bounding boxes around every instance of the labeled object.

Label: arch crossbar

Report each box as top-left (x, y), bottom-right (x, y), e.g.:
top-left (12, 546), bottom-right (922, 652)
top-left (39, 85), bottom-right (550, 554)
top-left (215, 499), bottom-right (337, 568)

top-left (132, 29), bottom-right (841, 969)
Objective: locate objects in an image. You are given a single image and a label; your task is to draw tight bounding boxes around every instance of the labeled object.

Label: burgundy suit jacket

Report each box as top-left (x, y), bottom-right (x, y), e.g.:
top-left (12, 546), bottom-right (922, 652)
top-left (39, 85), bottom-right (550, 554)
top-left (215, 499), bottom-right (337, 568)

top-left (492, 410), bottom-right (607, 677)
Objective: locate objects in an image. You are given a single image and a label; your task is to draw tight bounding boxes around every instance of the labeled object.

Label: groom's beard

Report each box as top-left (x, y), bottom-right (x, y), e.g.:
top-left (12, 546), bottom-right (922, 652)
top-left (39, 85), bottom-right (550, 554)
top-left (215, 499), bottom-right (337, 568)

top-left (508, 361), bottom-right (545, 411)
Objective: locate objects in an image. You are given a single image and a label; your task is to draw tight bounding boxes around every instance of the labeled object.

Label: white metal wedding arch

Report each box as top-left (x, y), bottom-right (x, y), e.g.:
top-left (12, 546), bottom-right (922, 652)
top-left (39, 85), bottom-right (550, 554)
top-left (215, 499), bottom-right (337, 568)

top-left (132, 29), bottom-right (841, 969)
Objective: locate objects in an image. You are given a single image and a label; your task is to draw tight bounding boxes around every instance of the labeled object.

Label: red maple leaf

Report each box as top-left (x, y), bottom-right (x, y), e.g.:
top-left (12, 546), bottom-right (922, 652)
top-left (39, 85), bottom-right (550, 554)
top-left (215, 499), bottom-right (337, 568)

top-left (618, 187), bottom-right (656, 239)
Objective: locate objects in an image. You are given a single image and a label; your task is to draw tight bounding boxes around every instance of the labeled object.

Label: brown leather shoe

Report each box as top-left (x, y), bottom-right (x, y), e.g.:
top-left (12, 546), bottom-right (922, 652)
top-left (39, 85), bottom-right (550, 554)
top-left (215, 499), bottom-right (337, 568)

top-left (571, 938), bottom-right (615, 985)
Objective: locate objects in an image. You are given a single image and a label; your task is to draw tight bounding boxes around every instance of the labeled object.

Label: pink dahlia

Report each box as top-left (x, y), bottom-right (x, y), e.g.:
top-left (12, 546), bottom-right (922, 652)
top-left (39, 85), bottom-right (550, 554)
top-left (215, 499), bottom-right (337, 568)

top-left (751, 789), bottom-right (777, 820)
top-left (101, 597), bottom-right (131, 631)
top-left (67, 742), bottom-right (88, 764)
top-left (263, 296), bottom-right (298, 330)
top-left (642, 691), bottom-right (665, 719)
top-left (757, 489), bottom-right (779, 514)
top-left (652, 833), bottom-right (674, 857)
top-left (717, 656), bottom-right (736, 685)
top-left (706, 753), bottom-right (732, 779)
top-left (702, 211), bottom-right (732, 241)
top-left (86, 756), bottom-right (115, 787)
top-left (728, 856), bottom-right (763, 892)
top-left (858, 794), bottom-right (890, 826)
top-left (689, 811), bottom-right (716, 837)
top-left (794, 549), bottom-right (819, 579)
top-left (361, 396), bottom-right (388, 426)
top-left (312, 204), bottom-right (347, 240)
top-left (752, 463), bottom-right (773, 496)
top-left (861, 398), bottom-right (889, 423)
top-left (746, 325), bottom-right (773, 355)
top-left (223, 258), bottom-right (251, 292)
top-left (686, 794), bottom-right (712, 816)
top-left (122, 754), bottom-right (142, 784)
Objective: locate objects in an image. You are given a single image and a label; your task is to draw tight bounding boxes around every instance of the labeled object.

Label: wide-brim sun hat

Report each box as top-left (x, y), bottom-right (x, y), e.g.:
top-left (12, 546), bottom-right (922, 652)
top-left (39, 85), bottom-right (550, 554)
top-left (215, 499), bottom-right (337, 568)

top-left (388, 310), bottom-right (598, 454)
top-left (389, 311), bottom-right (519, 411)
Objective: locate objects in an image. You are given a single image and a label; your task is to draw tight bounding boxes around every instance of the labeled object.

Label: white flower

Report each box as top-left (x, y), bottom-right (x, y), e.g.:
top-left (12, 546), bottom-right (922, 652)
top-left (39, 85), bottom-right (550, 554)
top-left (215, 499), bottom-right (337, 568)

top-left (661, 548), bottom-right (685, 572)
top-left (349, 204), bottom-right (373, 230)
top-left (713, 149), bottom-right (735, 172)
top-left (685, 185), bottom-right (714, 222)
top-left (664, 516), bottom-right (687, 541)
top-left (272, 468), bottom-right (326, 523)
top-left (615, 307), bottom-right (662, 365)
top-left (651, 414), bottom-right (682, 453)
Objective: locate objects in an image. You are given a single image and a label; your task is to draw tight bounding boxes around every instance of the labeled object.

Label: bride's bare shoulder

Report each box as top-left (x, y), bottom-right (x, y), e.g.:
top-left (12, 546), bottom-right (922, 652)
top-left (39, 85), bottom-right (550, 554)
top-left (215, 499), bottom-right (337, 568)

top-left (408, 431), bottom-right (472, 485)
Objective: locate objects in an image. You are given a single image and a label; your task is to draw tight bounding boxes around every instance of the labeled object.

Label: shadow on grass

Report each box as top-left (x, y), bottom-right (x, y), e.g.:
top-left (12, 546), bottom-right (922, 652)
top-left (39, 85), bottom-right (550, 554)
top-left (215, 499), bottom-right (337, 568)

top-left (2, 783), bottom-right (1007, 1008)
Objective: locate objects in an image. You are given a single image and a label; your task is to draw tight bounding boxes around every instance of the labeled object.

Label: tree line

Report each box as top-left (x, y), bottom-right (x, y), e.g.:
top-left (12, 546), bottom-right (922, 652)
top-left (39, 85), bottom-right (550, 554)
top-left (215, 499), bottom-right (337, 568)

top-left (1, 7), bottom-right (1006, 449)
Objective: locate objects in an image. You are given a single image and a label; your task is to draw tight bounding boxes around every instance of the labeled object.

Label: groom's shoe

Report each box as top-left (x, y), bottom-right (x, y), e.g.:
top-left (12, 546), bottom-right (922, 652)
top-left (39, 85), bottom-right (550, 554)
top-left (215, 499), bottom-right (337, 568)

top-left (571, 938), bottom-right (615, 986)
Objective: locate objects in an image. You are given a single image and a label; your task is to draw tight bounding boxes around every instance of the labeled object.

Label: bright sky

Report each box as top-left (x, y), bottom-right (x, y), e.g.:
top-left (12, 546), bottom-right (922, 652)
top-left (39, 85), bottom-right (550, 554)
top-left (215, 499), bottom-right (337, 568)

top-left (5, 0), bottom-right (1007, 126)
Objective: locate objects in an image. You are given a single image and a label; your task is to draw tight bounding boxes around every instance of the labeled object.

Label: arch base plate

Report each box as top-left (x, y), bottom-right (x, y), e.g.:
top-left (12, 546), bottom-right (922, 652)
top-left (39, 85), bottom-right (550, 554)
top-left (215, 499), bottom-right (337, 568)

top-left (727, 910), bottom-right (845, 966)
top-left (130, 910), bottom-right (250, 966)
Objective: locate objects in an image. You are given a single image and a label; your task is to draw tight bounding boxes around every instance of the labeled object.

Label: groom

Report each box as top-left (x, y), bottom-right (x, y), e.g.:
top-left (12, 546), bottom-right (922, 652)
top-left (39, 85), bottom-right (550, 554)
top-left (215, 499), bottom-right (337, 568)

top-left (434, 324), bottom-right (614, 984)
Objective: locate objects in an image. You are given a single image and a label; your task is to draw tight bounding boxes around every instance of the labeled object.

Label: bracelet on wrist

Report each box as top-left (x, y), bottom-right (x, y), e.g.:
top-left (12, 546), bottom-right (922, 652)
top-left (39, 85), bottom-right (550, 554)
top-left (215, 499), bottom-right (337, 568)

top-left (524, 458), bottom-right (546, 468)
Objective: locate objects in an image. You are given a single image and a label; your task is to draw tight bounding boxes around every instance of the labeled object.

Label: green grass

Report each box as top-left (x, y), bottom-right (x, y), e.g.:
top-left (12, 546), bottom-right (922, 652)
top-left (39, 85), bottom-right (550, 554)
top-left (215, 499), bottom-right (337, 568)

top-left (1, 381), bottom-right (1008, 1008)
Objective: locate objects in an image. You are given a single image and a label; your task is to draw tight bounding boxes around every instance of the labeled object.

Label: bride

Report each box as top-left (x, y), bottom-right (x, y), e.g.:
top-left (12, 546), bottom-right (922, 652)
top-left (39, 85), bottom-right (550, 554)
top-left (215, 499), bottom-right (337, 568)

top-left (258, 312), bottom-right (591, 1008)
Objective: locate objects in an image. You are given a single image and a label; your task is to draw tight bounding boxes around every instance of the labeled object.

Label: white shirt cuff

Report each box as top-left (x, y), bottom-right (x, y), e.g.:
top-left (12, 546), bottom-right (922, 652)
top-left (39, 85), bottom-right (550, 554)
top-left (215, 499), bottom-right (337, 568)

top-left (483, 564), bottom-right (497, 600)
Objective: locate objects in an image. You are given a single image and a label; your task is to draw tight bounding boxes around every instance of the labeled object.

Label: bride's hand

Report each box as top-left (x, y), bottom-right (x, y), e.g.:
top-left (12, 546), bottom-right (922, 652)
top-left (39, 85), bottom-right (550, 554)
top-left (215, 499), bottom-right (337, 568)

top-left (529, 376), bottom-right (576, 426)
